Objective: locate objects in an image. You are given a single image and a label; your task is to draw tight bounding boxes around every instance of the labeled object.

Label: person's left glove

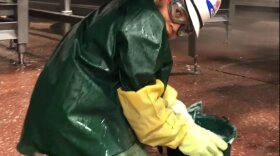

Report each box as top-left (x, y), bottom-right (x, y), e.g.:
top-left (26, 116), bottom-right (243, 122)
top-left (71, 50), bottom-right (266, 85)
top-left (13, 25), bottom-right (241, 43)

top-left (171, 100), bottom-right (194, 123)
top-left (162, 85), bottom-right (193, 123)
top-left (178, 120), bottom-right (228, 156)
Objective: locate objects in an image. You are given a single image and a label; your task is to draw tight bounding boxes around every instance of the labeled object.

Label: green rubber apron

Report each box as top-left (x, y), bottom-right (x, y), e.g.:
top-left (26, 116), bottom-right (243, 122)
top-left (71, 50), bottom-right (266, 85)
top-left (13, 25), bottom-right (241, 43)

top-left (17, 0), bottom-right (173, 155)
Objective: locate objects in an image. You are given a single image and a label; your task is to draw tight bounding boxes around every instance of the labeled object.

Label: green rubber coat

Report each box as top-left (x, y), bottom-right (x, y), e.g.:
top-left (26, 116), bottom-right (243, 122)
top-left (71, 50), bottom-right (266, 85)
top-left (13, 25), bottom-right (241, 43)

top-left (17, 0), bottom-right (173, 155)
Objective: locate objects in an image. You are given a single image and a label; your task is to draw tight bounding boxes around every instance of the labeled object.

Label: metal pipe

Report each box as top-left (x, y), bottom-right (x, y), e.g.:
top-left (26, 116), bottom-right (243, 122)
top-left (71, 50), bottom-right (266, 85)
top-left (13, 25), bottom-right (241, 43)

top-left (17, 0), bottom-right (29, 65)
top-left (29, 8), bottom-right (83, 24)
top-left (60, 0), bottom-right (72, 15)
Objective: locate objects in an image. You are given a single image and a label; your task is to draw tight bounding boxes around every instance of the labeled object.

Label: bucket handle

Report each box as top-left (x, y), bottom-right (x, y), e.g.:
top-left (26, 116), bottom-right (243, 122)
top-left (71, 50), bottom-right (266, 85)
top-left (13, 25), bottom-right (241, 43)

top-left (221, 116), bottom-right (230, 123)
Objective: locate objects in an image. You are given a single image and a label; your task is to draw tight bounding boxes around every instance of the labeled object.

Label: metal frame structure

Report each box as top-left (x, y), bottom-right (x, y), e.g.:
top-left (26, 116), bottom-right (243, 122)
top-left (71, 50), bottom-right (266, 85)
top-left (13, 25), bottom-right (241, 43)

top-left (29, 0), bottom-right (100, 16)
top-left (26, 0), bottom-right (279, 73)
top-left (186, 0), bottom-right (234, 74)
top-left (207, 0), bottom-right (234, 43)
top-left (229, 0), bottom-right (279, 24)
top-left (187, 0), bottom-right (279, 74)
top-left (234, 0), bottom-right (279, 8)
top-left (27, 0), bottom-right (231, 75)
top-left (0, 0), bottom-right (28, 64)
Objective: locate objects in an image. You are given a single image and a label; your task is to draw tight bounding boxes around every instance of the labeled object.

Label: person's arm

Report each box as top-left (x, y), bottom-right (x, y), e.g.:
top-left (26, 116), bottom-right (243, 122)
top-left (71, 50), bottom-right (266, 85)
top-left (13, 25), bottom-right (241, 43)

top-left (117, 79), bottom-right (187, 148)
top-left (116, 11), bottom-right (187, 147)
top-left (116, 11), bottom-right (227, 155)
top-left (118, 80), bottom-right (228, 156)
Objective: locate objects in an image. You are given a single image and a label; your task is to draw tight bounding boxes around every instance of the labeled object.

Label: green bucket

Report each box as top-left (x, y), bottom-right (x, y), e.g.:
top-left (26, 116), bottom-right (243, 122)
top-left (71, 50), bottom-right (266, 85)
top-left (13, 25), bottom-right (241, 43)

top-left (167, 101), bottom-right (237, 156)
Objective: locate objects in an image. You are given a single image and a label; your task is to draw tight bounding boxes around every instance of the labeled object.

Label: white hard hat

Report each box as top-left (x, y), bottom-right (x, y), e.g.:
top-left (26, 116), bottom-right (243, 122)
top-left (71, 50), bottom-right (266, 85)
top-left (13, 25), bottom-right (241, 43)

top-left (185, 0), bottom-right (222, 36)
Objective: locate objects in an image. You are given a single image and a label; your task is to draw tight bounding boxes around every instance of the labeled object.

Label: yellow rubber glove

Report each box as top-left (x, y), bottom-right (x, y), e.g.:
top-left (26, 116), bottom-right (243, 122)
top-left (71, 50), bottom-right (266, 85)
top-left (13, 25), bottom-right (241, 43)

top-left (162, 84), bottom-right (227, 155)
top-left (163, 86), bottom-right (193, 122)
top-left (179, 121), bottom-right (228, 156)
top-left (171, 100), bottom-right (194, 123)
top-left (162, 85), bottom-right (178, 107)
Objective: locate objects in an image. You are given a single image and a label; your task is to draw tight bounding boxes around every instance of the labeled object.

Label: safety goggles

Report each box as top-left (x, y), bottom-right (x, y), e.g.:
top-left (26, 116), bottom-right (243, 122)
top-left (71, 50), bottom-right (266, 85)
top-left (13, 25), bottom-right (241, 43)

top-left (168, 0), bottom-right (194, 36)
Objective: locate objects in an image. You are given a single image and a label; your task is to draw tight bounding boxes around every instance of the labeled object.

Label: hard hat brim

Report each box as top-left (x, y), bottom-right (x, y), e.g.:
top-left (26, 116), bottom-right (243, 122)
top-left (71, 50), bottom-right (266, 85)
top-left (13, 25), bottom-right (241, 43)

top-left (185, 0), bottom-right (201, 37)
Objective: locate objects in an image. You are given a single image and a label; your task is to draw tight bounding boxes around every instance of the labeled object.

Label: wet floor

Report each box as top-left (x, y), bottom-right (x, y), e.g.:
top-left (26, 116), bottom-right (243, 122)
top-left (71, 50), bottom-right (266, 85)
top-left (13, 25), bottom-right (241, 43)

top-left (0, 6), bottom-right (279, 156)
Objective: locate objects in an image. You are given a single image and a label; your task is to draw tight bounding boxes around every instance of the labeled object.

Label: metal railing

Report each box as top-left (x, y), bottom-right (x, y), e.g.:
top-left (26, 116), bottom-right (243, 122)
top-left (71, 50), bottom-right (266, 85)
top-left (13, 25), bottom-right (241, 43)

top-left (0, 0), bottom-right (28, 64)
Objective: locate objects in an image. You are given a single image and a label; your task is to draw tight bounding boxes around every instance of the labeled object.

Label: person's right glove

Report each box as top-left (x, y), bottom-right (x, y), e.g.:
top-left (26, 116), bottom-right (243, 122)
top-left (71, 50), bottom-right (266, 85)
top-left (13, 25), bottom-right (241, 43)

top-left (179, 121), bottom-right (228, 156)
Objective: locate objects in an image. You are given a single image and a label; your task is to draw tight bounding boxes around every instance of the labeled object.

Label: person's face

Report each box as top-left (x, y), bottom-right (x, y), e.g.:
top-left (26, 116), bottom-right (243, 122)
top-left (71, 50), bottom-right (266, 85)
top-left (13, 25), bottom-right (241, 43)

top-left (157, 0), bottom-right (193, 40)
top-left (158, 0), bottom-right (181, 40)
